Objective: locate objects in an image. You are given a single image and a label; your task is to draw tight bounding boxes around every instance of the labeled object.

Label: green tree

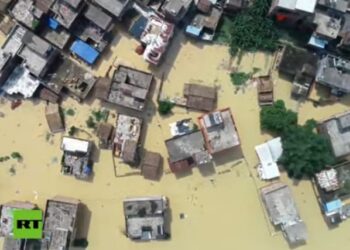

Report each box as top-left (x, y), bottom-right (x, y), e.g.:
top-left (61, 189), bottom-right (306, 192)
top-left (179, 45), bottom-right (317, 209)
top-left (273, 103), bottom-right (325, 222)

top-left (227, 0), bottom-right (279, 55)
top-left (260, 100), bottom-right (297, 134)
top-left (260, 100), bottom-right (335, 179)
top-left (279, 122), bottom-right (335, 179)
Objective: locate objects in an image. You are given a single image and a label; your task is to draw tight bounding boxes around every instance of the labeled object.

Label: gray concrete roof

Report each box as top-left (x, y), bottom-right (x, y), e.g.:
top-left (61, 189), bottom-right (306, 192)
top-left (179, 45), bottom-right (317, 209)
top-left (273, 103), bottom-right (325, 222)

top-left (316, 55), bottom-right (350, 93)
top-left (165, 131), bottom-right (207, 163)
top-left (319, 112), bottom-right (350, 158)
top-left (94, 0), bottom-right (132, 18)
top-left (84, 4), bottom-right (112, 30)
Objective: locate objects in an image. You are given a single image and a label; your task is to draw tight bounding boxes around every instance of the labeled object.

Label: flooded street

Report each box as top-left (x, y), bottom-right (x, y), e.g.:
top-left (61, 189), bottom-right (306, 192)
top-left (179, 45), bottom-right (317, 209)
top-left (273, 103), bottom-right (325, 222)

top-left (1, 30), bottom-right (350, 250)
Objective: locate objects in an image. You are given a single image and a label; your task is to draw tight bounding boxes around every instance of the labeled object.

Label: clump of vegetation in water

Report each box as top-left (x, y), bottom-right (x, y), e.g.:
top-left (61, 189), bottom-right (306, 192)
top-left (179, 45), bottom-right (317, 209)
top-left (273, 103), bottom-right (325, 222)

top-left (68, 126), bottom-right (77, 136)
top-left (92, 109), bottom-right (109, 122)
top-left (260, 100), bottom-right (335, 179)
top-left (0, 156), bottom-right (10, 162)
top-left (86, 116), bottom-right (96, 129)
top-left (11, 152), bottom-right (22, 161)
top-left (158, 100), bottom-right (174, 115)
top-left (66, 109), bottom-right (75, 116)
top-left (230, 72), bottom-right (251, 86)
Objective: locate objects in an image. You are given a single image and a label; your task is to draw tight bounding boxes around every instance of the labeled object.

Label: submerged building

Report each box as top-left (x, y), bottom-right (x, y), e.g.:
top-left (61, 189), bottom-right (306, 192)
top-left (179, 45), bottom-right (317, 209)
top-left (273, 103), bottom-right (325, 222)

top-left (261, 183), bottom-right (307, 245)
top-left (123, 196), bottom-right (170, 241)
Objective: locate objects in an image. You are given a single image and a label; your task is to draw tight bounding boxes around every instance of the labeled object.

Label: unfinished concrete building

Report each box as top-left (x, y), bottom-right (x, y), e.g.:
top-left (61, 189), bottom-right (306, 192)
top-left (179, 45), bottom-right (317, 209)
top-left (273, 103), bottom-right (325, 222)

top-left (50, 0), bottom-right (85, 29)
top-left (123, 196), bottom-right (170, 241)
top-left (114, 114), bottom-right (142, 165)
top-left (198, 108), bottom-right (240, 155)
top-left (60, 137), bottom-right (93, 180)
top-left (261, 183), bottom-right (307, 245)
top-left (47, 56), bottom-right (96, 102)
top-left (105, 65), bottom-right (153, 111)
top-left (42, 196), bottom-right (80, 250)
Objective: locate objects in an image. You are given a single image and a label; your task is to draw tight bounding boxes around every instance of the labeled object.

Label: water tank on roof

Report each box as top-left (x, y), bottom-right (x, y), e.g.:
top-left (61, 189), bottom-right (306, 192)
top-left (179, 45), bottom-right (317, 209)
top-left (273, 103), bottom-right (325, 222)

top-left (203, 111), bottom-right (223, 128)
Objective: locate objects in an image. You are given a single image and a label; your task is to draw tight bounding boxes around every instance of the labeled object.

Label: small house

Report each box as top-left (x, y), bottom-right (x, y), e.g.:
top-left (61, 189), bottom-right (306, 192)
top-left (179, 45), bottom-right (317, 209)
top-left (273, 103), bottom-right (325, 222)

top-left (183, 83), bottom-right (217, 111)
top-left (45, 103), bottom-right (64, 133)
top-left (198, 108), bottom-right (240, 154)
top-left (142, 151), bottom-right (163, 180)
top-left (123, 196), bottom-right (170, 241)
top-left (257, 75), bottom-right (274, 106)
top-left (42, 196), bottom-right (81, 249)
top-left (60, 137), bottom-right (93, 180)
top-left (261, 183), bottom-right (307, 245)
top-left (97, 122), bottom-right (114, 149)
top-left (114, 114), bottom-right (143, 165)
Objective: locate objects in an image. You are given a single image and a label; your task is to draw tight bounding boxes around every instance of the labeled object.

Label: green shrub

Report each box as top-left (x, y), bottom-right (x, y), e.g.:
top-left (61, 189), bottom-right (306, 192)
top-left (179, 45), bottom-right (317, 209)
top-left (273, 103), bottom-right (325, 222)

top-left (158, 100), bottom-right (174, 115)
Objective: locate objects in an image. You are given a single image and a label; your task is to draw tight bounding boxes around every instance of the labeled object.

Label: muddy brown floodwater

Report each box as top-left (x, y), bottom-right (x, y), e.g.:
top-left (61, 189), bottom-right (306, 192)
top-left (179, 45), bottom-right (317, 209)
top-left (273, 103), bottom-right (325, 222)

top-left (1, 30), bottom-right (350, 250)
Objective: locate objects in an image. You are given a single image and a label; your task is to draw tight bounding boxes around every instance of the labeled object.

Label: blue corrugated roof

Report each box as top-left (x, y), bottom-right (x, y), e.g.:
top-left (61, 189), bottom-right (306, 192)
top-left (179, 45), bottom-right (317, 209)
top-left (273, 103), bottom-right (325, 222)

top-left (70, 40), bottom-right (99, 65)
top-left (48, 18), bottom-right (59, 30)
top-left (186, 25), bottom-right (202, 37)
top-left (324, 199), bottom-right (342, 213)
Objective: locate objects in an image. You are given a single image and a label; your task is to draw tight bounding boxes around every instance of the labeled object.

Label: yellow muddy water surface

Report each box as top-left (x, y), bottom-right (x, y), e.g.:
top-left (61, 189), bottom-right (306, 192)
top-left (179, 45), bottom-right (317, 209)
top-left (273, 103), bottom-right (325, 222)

top-left (1, 30), bottom-right (350, 250)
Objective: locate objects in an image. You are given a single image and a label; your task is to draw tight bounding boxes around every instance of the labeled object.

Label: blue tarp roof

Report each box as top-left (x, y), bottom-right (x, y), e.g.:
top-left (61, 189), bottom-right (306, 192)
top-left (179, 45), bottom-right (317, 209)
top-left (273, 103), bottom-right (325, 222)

top-left (48, 18), bottom-right (59, 30)
top-left (186, 25), bottom-right (202, 37)
top-left (70, 40), bottom-right (100, 65)
top-left (129, 16), bottom-right (148, 39)
top-left (324, 199), bottom-right (343, 213)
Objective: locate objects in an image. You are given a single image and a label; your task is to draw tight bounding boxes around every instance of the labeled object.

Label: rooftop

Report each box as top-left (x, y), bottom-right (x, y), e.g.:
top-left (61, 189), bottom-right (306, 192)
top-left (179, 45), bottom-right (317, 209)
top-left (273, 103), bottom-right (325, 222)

top-left (142, 151), bottom-right (162, 180)
top-left (316, 54), bottom-right (350, 94)
top-left (199, 108), bottom-right (240, 154)
top-left (2, 65), bottom-right (41, 98)
top-left (278, 46), bottom-right (318, 77)
top-left (317, 0), bottom-right (348, 13)
top-left (183, 83), bottom-right (217, 111)
top-left (161, 0), bottom-right (193, 21)
top-left (0, 201), bottom-right (37, 237)
top-left (84, 4), bottom-right (113, 30)
top-left (318, 111), bottom-right (350, 158)
top-left (141, 15), bottom-right (175, 65)
top-left (48, 56), bottom-right (96, 101)
top-left (11, 0), bottom-right (42, 30)
top-left (107, 65), bottom-right (153, 111)
top-left (34, 0), bottom-right (55, 13)
top-left (261, 182), bottom-right (307, 245)
top-left (316, 163), bottom-right (350, 202)
top-left (51, 0), bottom-right (83, 29)
top-left (276, 0), bottom-right (317, 13)
top-left (165, 130), bottom-right (211, 172)
top-left (45, 103), bottom-right (64, 133)
top-left (43, 197), bottom-right (80, 250)
top-left (41, 25), bottom-right (71, 50)
top-left (94, 0), bottom-right (132, 19)
top-left (114, 114), bottom-right (142, 162)
top-left (313, 12), bottom-right (342, 39)
top-left (123, 196), bottom-right (169, 241)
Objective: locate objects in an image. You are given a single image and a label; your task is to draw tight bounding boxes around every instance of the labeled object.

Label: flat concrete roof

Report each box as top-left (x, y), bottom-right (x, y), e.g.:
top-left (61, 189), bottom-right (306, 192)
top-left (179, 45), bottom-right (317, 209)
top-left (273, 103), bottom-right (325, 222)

top-left (94, 0), bottom-right (132, 18)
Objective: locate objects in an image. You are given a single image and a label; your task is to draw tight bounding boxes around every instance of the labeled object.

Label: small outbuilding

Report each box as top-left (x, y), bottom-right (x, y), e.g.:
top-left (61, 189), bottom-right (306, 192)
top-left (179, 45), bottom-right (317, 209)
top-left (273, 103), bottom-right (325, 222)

top-left (45, 103), bottom-right (64, 133)
top-left (142, 151), bottom-right (163, 180)
top-left (97, 122), bottom-right (114, 149)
